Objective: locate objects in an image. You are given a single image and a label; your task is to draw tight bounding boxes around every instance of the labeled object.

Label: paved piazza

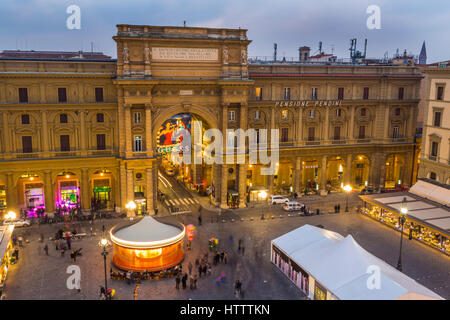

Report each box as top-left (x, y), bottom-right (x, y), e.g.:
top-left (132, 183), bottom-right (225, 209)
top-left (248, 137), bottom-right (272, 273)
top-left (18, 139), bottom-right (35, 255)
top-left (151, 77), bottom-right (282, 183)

top-left (3, 194), bottom-right (450, 300)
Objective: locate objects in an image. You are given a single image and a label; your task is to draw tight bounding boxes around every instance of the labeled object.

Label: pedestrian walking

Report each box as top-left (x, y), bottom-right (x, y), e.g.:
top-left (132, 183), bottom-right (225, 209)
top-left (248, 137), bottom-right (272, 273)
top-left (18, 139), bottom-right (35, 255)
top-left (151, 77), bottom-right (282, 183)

top-left (193, 274), bottom-right (198, 289)
top-left (189, 275), bottom-right (194, 290)
top-left (188, 262), bottom-right (193, 275)
top-left (198, 265), bottom-right (202, 277)
top-left (55, 239), bottom-right (59, 251)
top-left (220, 251), bottom-right (224, 263)
top-left (195, 257), bottom-right (200, 266)
top-left (67, 237), bottom-right (72, 250)
top-left (202, 264), bottom-right (207, 276)
top-left (198, 214), bottom-right (202, 226)
top-left (182, 273), bottom-right (187, 289)
top-left (71, 250), bottom-right (76, 262)
top-left (175, 274), bottom-right (181, 290)
top-left (44, 244), bottom-right (49, 256)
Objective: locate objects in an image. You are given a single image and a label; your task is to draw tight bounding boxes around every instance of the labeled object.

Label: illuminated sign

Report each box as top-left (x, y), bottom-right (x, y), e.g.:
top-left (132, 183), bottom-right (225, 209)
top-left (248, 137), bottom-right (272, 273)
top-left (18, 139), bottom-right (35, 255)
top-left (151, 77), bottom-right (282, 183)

top-left (274, 100), bottom-right (342, 108)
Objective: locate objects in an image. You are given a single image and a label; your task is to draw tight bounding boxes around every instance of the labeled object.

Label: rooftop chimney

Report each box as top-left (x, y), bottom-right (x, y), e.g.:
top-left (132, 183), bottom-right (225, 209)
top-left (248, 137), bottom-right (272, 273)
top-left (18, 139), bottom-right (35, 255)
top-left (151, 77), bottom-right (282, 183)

top-left (299, 46), bottom-right (310, 62)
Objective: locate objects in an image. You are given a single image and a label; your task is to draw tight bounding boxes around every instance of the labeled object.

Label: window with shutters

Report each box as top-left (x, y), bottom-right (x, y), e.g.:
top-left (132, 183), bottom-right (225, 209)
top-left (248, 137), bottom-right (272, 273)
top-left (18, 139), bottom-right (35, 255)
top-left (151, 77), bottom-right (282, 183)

top-left (22, 136), bottom-right (32, 153)
top-left (281, 128), bottom-right (289, 142)
top-left (338, 87), bottom-right (344, 100)
top-left (134, 135), bottom-right (143, 152)
top-left (95, 87), bottom-right (104, 102)
top-left (436, 86), bottom-right (444, 100)
top-left (363, 87), bottom-right (369, 100)
top-left (229, 111), bottom-right (235, 121)
top-left (284, 88), bottom-right (291, 101)
top-left (18, 88), bottom-right (28, 103)
top-left (398, 87), bottom-right (404, 100)
top-left (58, 88), bottom-right (67, 103)
top-left (393, 127), bottom-right (399, 139)
top-left (255, 87), bottom-right (262, 100)
top-left (97, 113), bottom-right (104, 123)
top-left (312, 88), bottom-right (318, 100)
top-left (60, 113), bottom-right (68, 123)
top-left (97, 134), bottom-right (106, 150)
top-left (134, 112), bottom-right (142, 124)
top-left (431, 141), bottom-right (439, 157)
top-left (21, 114), bottom-right (30, 124)
top-left (60, 135), bottom-right (70, 151)
top-left (334, 126), bottom-right (341, 140)
top-left (255, 110), bottom-right (260, 120)
top-left (358, 126), bottom-right (366, 139)
top-left (433, 111), bottom-right (442, 127)
top-left (308, 127), bottom-right (315, 141)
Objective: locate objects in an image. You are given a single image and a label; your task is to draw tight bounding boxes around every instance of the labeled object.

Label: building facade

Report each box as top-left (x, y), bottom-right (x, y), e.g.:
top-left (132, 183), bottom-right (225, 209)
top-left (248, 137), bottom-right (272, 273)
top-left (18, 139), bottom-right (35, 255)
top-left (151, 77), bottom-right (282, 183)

top-left (418, 65), bottom-right (450, 183)
top-left (0, 25), bottom-right (422, 216)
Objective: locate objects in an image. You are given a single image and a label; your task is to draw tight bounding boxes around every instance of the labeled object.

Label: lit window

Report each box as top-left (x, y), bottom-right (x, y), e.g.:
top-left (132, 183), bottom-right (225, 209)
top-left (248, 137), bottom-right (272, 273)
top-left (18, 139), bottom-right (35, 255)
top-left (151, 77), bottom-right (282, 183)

top-left (255, 110), bottom-right (260, 120)
top-left (284, 88), bottom-right (291, 101)
top-left (309, 109), bottom-right (315, 119)
top-left (229, 111), bottom-right (235, 121)
top-left (134, 112), bottom-right (142, 124)
top-left (255, 87), bottom-right (262, 100)
top-left (312, 88), bottom-right (318, 100)
top-left (281, 110), bottom-right (288, 119)
top-left (134, 135), bottom-right (143, 152)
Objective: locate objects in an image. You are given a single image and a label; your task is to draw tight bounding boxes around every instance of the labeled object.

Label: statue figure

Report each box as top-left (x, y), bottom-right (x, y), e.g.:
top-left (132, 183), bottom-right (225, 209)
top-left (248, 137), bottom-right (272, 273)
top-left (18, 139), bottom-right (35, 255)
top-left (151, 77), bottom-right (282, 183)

top-left (144, 47), bottom-right (151, 64)
top-left (123, 47), bottom-right (129, 64)
top-left (240, 48), bottom-right (247, 65)
top-left (223, 46), bottom-right (229, 64)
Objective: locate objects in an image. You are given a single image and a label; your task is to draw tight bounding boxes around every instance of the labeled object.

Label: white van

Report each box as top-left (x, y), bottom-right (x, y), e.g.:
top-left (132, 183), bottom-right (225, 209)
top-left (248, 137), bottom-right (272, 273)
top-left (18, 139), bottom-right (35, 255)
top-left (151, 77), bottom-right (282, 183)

top-left (283, 201), bottom-right (304, 212)
top-left (269, 195), bottom-right (289, 205)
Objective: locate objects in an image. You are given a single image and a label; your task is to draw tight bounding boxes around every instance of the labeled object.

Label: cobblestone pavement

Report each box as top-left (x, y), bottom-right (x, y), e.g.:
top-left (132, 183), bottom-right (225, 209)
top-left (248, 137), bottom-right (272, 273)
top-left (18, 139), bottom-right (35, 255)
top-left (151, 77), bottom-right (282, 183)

top-left (3, 194), bottom-right (450, 300)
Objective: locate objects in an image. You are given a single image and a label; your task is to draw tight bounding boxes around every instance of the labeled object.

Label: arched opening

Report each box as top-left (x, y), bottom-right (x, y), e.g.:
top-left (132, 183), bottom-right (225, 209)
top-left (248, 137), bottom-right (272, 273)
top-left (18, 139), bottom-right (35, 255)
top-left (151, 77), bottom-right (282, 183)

top-left (352, 155), bottom-right (370, 189)
top-left (92, 169), bottom-right (114, 211)
top-left (327, 156), bottom-right (345, 191)
top-left (17, 173), bottom-right (45, 217)
top-left (55, 171), bottom-right (80, 213)
top-left (385, 154), bottom-right (405, 188)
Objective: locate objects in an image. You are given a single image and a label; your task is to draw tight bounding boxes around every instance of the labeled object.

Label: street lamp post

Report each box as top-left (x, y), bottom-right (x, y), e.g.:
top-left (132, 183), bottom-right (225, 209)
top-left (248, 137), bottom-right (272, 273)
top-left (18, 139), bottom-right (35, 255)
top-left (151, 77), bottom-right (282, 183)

top-left (397, 197), bottom-right (408, 272)
top-left (99, 225), bottom-right (109, 291)
top-left (343, 185), bottom-right (352, 212)
top-left (258, 190), bottom-right (267, 219)
top-left (125, 201), bottom-right (137, 218)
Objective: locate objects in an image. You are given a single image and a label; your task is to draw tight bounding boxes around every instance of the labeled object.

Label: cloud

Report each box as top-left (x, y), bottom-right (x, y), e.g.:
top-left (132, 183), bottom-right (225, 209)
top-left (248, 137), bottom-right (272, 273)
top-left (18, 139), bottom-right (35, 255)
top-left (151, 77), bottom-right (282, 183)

top-left (0, 0), bottom-right (448, 62)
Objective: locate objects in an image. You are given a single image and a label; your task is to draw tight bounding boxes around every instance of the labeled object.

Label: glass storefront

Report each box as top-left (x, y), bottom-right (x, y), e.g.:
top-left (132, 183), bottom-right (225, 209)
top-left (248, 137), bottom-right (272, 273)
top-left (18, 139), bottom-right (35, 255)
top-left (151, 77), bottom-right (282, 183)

top-left (58, 180), bottom-right (79, 211)
top-left (0, 186), bottom-right (6, 215)
top-left (24, 183), bottom-right (45, 215)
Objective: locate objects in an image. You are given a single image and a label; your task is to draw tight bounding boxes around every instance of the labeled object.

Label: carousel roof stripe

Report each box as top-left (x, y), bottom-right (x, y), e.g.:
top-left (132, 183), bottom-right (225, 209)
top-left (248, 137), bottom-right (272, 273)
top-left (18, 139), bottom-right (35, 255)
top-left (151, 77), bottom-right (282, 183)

top-left (111, 216), bottom-right (184, 249)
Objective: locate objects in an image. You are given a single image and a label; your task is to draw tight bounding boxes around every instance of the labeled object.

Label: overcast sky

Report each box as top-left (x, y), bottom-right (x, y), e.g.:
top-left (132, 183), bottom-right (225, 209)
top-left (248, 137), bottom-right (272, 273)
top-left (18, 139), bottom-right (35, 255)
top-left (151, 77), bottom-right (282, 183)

top-left (1, 0), bottom-right (449, 63)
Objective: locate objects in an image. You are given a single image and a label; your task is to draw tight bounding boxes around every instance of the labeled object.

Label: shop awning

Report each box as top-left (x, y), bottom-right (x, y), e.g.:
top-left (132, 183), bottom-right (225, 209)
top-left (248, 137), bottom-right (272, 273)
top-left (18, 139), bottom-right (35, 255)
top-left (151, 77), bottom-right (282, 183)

top-left (272, 224), bottom-right (444, 300)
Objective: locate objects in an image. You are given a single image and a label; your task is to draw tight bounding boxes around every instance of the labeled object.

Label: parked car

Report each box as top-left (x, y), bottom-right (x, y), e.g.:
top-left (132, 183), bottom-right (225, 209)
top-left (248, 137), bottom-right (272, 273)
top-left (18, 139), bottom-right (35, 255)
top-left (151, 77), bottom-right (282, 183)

top-left (283, 201), bottom-right (305, 212)
top-left (269, 195), bottom-right (289, 205)
top-left (3, 219), bottom-right (31, 227)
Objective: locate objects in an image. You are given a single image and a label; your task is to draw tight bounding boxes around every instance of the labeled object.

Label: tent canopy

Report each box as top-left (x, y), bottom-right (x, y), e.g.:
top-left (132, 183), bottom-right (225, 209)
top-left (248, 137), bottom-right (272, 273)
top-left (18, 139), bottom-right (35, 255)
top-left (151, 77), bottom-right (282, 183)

top-left (272, 224), bottom-right (444, 300)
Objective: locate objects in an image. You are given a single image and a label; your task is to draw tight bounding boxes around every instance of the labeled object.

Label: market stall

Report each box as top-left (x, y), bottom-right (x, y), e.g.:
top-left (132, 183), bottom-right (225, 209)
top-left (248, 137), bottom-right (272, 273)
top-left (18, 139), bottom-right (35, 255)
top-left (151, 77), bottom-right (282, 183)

top-left (271, 224), bottom-right (444, 300)
top-left (0, 225), bottom-right (15, 293)
top-left (359, 179), bottom-right (450, 256)
top-left (110, 216), bottom-right (185, 272)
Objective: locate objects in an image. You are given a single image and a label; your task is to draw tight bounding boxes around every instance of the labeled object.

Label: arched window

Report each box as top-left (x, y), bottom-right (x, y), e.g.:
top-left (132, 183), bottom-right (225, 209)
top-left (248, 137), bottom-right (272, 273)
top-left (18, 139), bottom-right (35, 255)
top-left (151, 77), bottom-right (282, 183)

top-left (429, 172), bottom-right (437, 180)
top-left (395, 108), bottom-right (401, 116)
top-left (21, 114), bottom-right (30, 124)
top-left (360, 108), bottom-right (366, 117)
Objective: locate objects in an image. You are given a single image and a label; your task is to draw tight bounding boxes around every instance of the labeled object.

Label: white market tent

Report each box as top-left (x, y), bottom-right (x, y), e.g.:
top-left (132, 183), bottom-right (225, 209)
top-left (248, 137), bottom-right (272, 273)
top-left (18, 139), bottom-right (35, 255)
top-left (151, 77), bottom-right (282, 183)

top-left (271, 224), bottom-right (444, 300)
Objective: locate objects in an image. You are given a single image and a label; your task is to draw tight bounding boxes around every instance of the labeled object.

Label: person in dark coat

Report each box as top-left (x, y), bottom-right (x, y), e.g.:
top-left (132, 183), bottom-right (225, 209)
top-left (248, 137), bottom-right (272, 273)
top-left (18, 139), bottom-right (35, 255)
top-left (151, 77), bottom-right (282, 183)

top-left (181, 273), bottom-right (188, 289)
top-left (175, 274), bottom-right (181, 290)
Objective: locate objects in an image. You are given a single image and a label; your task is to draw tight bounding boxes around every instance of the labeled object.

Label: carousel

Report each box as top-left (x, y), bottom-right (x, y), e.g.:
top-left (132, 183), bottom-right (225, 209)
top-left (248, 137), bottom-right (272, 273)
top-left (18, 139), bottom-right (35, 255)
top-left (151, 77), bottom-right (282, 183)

top-left (110, 216), bottom-right (185, 272)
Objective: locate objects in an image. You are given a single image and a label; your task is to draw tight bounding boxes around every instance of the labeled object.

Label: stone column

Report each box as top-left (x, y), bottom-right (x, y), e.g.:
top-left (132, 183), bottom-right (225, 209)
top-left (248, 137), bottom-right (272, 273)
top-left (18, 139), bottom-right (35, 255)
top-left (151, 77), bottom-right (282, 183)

top-left (267, 171), bottom-right (274, 195)
top-left (345, 154), bottom-right (353, 185)
top-left (348, 106), bottom-right (355, 142)
top-left (220, 164), bottom-right (228, 208)
top-left (80, 110), bottom-right (87, 156)
top-left (41, 111), bottom-right (50, 155)
top-left (146, 167), bottom-right (155, 215)
top-left (119, 165), bottom-right (127, 210)
top-left (238, 164), bottom-right (246, 208)
top-left (369, 154), bottom-right (379, 188)
top-left (379, 154), bottom-right (387, 189)
top-left (403, 152), bottom-right (413, 186)
top-left (324, 108), bottom-right (330, 144)
top-left (320, 155), bottom-right (328, 196)
top-left (213, 163), bottom-right (221, 205)
top-left (145, 104), bottom-right (153, 157)
top-left (2, 112), bottom-right (11, 155)
top-left (124, 105), bottom-right (132, 156)
top-left (80, 168), bottom-right (90, 212)
top-left (6, 173), bottom-right (17, 212)
top-left (383, 106), bottom-right (390, 141)
top-left (43, 170), bottom-right (55, 213)
top-left (126, 168), bottom-right (134, 204)
top-left (297, 109), bottom-right (303, 146)
top-left (294, 157), bottom-right (302, 195)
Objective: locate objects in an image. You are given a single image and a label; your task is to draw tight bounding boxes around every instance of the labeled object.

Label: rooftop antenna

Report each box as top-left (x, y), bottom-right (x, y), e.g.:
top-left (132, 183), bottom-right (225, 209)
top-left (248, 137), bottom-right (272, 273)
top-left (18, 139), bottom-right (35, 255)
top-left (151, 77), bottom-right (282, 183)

top-left (331, 44), bottom-right (335, 55)
top-left (273, 43), bottom-right (277, 62)
top-left (183, 20), bottom-right (186, 27)
top-left (318, 41), bottom-right (323, 54)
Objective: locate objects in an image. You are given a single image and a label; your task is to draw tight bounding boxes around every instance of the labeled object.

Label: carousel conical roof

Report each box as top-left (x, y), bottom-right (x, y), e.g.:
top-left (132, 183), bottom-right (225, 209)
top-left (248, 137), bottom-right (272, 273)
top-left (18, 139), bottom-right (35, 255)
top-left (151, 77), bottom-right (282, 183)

top-left (111, 216), bottom-right (184, 249)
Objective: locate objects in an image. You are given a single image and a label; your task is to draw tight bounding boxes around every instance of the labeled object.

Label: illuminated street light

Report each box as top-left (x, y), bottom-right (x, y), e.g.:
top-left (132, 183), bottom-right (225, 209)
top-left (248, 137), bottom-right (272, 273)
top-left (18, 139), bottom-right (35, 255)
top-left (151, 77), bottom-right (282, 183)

top-left (343, 185), bottom-right (352, 212)
top-left (98, 225), bottom-right (110, 293)
top-left (397, 197), bottom-right (408, 271)
top-left (6, 211), bottom-right (16, 221)
top-left (125, 201), bottom-right (137, 218)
